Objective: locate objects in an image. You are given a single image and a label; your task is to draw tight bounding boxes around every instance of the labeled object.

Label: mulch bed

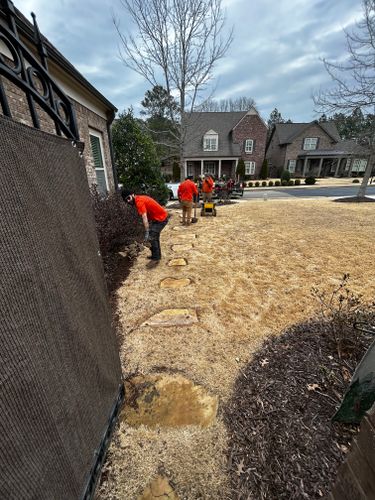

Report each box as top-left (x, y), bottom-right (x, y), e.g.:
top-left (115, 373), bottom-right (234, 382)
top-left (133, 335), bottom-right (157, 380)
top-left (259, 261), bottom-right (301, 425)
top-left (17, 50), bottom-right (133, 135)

top-left (224, 319), bottom-right (374, 500)
top-left (333, 196), bottom-right (375, 203)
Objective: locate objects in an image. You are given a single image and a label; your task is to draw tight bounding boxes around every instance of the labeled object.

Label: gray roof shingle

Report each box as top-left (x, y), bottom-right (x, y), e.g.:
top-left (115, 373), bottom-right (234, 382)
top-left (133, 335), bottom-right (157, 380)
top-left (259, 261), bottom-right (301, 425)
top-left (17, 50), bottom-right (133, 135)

top-left (183, 111), bottom-right (248, 157)
top-left (275, 121), bottom-right (341, 144)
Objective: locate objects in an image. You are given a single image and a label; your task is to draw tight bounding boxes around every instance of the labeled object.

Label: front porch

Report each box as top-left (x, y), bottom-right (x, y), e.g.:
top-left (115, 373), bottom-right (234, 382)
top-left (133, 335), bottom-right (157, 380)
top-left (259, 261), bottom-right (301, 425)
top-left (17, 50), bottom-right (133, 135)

top-left (296, 152), bottom-right (366, 178)
top-left (183, 158), bottom-right (238, 180)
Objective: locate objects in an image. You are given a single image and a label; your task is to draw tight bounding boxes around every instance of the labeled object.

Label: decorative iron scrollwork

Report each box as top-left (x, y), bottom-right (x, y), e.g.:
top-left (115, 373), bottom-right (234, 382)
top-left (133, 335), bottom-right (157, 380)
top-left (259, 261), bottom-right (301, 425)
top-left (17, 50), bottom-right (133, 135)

top-left (0, 0), bottom-right (79, 140)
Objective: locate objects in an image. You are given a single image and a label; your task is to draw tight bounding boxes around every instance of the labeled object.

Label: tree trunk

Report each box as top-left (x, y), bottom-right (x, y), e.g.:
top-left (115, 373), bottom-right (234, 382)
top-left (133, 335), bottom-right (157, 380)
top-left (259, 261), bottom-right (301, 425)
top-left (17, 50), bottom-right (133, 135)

top-left (357, 154), bottom-right (373, 198)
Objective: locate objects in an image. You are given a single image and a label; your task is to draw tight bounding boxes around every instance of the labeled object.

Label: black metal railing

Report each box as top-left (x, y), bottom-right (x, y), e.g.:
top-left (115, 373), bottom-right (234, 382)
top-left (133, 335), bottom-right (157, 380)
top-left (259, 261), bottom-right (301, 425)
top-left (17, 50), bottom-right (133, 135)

top-left (0, 0), bottom-right (79, 140)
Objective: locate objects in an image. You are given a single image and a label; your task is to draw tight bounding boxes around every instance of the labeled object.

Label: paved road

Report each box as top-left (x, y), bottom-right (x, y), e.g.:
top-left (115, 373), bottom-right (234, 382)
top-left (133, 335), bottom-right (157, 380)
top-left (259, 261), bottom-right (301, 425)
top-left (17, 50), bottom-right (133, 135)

top-left (242, 185), bottom-right (375, 200)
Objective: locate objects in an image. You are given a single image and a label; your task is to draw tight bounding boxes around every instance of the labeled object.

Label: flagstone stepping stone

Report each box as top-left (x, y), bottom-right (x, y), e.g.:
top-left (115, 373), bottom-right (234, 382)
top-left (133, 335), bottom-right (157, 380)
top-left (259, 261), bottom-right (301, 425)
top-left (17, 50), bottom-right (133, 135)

top-left (173, 234), bottom-right (197, 241)
top-left (121, 374), bottom-right (218, 428)
top-left (168, 258), bottom-right (187, 267)
top-left (142, 308), bottom-right (198, 327)
top-left (172, 243), bottom-right (193, 252)
top-left (160, 277), bottom-right (191, 289)
top-left (138, 476), bottom-right (179, 500)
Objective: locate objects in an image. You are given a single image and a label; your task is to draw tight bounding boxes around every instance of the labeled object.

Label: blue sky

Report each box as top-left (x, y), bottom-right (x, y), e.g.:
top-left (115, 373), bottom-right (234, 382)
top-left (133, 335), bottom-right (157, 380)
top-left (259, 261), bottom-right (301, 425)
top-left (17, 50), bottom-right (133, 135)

top-left (15, 0), bottom-right (364, 122)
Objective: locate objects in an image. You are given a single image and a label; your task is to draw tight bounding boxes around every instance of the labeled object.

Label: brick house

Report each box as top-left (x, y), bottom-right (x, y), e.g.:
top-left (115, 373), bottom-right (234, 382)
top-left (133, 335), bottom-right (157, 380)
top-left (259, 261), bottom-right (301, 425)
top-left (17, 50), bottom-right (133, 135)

top-left (182, 108), bottom-right (267, 179)
top-left (0, 3), bottom-right (117, 193)
top-left (266, 121), bottom-right (371, 177)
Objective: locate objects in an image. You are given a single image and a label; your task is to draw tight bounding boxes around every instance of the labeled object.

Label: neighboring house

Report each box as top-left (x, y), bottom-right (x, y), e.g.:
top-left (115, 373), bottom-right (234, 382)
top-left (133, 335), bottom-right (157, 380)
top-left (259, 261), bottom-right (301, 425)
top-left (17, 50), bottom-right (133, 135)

top-left (182, 108), bottom-right (268, 179)
top-left (266, 121), bottom-right (371, 178)
top-left (0, 4), bottom-right (117, 193)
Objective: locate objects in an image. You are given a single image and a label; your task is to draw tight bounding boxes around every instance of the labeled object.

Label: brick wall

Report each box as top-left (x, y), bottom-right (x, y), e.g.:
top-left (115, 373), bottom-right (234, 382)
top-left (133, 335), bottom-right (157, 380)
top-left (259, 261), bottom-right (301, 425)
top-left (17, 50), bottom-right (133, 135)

top-left (232, 113), bottom-right (267, 177)
top-left (327, 404), bottom-right (375, 499)
top-left (0, 74), bottom-right (115, 192)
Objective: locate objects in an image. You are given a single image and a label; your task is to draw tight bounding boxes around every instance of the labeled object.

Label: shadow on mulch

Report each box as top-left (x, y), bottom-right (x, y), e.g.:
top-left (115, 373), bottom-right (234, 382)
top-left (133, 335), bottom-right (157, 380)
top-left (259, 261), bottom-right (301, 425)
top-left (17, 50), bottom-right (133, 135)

top-left (224, 319), bottom-right (374, 500)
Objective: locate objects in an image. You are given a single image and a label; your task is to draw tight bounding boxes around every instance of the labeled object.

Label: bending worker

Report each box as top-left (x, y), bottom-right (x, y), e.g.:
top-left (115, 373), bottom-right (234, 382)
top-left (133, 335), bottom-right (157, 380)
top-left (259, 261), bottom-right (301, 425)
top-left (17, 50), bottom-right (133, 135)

top-left (178, 176), bottom-right (198, 225)
top-left (202, 173), bottom-right (214, 202)
top-left (121, 189), bottom-right (168, 262)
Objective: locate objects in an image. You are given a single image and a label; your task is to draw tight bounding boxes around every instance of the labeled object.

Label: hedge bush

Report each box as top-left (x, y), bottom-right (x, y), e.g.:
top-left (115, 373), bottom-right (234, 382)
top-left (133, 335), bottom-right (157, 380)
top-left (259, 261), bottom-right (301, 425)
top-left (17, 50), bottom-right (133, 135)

top-left (281, 180), bottom-right (288, 186)
top-left (288, 179), bottom-right (295, 186)
top-left (248, 181), bottom-right (254, 187)
top-left (262, 181), bottom-right (267, 187)
top-left (90, 187), bottom-right (143, 257)
top-left (268, 180), bottom-right (274, 187)
top-left (305, 176), bottom-right (316, 185)
top-left (352, 178), bottom-right (360, 183)
top-left (255, 181), bottom-right (260, 187)
top-left (281, 169), bottom-right (291, 182)
top-left (275, 180), bottom-right (281, 186)
top-left (294, 179), bottom-right (301, 186)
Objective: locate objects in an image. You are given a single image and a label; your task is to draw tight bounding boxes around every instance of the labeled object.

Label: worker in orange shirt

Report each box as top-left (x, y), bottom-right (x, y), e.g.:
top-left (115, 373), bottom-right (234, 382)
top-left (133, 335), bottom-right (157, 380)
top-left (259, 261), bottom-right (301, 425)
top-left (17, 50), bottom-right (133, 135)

top-left (122, 189), bottom-right (168, 262)
top-left (202, 173), bottom-right (214, 202)
top-left (177, 176), bottom-right (198, 225)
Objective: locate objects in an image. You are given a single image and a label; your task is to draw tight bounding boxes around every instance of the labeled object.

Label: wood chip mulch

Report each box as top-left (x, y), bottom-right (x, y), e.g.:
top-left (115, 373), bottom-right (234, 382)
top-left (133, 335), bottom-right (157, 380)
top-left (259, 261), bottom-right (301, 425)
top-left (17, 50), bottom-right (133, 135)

top-left (224, 319), bottom-right (374, 500)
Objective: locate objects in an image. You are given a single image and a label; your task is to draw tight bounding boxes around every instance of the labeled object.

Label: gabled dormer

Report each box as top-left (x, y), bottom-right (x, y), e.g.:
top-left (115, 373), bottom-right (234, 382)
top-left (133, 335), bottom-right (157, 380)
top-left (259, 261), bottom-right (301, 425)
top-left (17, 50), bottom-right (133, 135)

top-left (203, 129), bottom-right (218, 151)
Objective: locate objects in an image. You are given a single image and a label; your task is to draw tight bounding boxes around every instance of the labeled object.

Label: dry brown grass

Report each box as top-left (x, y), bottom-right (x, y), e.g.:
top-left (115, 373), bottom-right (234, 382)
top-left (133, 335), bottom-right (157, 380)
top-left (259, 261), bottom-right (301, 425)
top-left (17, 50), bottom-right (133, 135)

top-left (98, 199), bottom-right (375, 499)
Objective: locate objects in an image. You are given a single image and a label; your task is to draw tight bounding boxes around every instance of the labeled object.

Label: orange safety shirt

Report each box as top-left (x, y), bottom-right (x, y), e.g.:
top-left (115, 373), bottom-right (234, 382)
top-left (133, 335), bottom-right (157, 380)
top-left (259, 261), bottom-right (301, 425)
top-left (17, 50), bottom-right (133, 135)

top-left (177, 179), bottom-right (198, 201)
top-left (202, 177), bottom-right (214, 193)
top-left (134, 195), bottom-right (168, 222)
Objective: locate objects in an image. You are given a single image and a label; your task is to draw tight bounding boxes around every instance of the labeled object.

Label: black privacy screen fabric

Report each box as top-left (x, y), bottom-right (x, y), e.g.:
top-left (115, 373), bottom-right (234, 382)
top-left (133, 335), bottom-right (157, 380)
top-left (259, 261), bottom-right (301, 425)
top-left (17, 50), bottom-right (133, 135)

top-left (0, 116), bottom-right (122, 499)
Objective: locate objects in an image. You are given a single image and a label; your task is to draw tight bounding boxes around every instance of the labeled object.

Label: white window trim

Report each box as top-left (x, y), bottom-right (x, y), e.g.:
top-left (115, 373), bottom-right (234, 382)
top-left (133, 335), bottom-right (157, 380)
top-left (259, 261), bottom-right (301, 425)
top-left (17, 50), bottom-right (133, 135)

top-left (203, 131), bottom-right (218, 151)
top-left (303, 137), bottom-right (318, 150)
top-left (245, 161), bottom-right (256, 175)
top-left (204, 161), bottom-right (215, 175)
top-left (287, 159), bottom-right (296, 173)
top-left (89, 129), bottom-right (109, 191)
top-left (245, 139), bottom-right (253, 154)
top-left (352, 158), bottom-right (367, 172)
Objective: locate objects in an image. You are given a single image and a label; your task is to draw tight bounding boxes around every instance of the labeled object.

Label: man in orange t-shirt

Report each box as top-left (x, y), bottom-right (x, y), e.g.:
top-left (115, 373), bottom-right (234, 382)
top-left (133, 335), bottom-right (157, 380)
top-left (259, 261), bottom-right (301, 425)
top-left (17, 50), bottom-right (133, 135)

top-left (177, 176), bottom-right (198, 225)
top-left (122, 189), bottom-right (168, 261)
top-left (202, 174), bottom-right (214, 202)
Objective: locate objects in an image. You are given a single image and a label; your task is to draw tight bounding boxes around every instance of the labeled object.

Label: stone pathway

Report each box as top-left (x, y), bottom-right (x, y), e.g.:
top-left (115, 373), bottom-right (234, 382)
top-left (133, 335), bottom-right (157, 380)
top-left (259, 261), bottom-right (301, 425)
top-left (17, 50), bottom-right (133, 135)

top-left (119, 219), bottom-right (219, 499)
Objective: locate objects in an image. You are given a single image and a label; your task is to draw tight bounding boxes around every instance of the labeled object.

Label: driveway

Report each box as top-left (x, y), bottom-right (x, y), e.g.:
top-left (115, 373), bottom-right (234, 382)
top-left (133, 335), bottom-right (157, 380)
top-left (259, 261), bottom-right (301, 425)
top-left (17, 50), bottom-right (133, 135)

top-left (243, 185), bottom-right (375, 200)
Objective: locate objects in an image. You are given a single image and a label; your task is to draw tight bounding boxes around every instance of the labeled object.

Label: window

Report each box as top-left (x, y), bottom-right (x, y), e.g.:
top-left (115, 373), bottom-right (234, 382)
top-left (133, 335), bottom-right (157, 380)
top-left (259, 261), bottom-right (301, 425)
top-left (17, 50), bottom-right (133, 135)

top-left (245, 161), bottom-right (256, 175)
top-left (287, 160), bottom-right (296, 173)
top-left (203, 130), bottom-right (218, 151)
top-left (352, 158), bottom-right (367, 172)
top-left (204, 162), bottom-right (215, 175)
top-left (187, 162), bottom-right (194, 176)
top-left (303, 137), bottom-right (318, 150)
top-left (245, 139), bottom-right (253, 153)
top-left (89, 131), bottom-right (108, 194)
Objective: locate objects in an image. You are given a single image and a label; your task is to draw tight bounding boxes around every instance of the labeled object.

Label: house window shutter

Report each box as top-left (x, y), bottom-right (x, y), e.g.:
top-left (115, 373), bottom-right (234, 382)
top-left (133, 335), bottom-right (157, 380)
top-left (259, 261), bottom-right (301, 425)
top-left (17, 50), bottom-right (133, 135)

top-left (90, 134), bottom-right (107, 194)
top-left (253, 139), bottom-right (256, 152)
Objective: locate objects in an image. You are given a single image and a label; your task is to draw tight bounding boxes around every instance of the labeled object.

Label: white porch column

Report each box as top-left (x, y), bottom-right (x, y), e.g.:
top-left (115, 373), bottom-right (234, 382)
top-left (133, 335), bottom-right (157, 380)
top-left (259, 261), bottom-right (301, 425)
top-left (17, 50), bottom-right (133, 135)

top-left (317, 157), bottom-right (324, 177)
top-left (218, 159), bottom-right (222, 178)
top-left (302, 157), bottom-right (308, 177)
top-left (334, 158), bottom-right (342, 177)
top-left (201, 159), bottom-right (204, 176)
top-left (235, 159), bottom-right (238, 181)
top-left (184, 160), bottom-right (188, 178)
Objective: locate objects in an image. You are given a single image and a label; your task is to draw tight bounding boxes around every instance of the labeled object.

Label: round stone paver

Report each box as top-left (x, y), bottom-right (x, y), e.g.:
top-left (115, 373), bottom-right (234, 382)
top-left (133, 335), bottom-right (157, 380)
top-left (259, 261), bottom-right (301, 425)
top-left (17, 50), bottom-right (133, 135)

top-left (141, 309), bottom-right (198, 327)
top-left (160, 277), bottom-right (191, 289)
top-left (121, 374), bottom-right (218, 428)
top-left (138, 476), bottom-right (179, 500)
top-left (168, 258), bottom-right (187, 267)
top-left (172, 243), bottom-right (193, 252)
top-left (173, 233), bottom-right (197, 241)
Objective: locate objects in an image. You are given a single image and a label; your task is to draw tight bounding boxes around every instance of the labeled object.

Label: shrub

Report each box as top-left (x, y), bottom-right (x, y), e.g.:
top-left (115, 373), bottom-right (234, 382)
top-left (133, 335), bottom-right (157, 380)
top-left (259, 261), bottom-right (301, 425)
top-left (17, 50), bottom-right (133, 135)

top-left (288, 179), bottom-right (294, 186)
top-left (281, 180), bottom-right (288, 186)
top-left (163, 173), bottom-right (172, 182)
top-left (260, 159), bottom-right (269, 180)
top-left (248, 181), bottom-right (254, 187)
top-left (255, 181), bottom-right (260, 187)
top-left (305, 176), bottom-right (316, 185)
top-left (294, 179), bottom-right (301, 186)
top-left (236, 158), bottom-right (246, 180)
top-left (90, 187), bottom-right (143, 257)
top-left (281, 169), bottom-right (291, 182)
top-left (352, 178), bottom-right (360, 183)
top-left (275, 180), bottom-right (281, 186)
top-left (172, 162), bottom-right (181, 181)
top-left (268, 180), bottom-right (274, 187)
top-left (262, 181), bottom-right (267, 187)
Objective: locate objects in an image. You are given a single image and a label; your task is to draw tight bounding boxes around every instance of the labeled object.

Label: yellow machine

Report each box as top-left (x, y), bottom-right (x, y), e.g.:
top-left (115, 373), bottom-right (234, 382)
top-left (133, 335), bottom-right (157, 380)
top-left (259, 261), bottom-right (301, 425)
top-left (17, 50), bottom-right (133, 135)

top-left (201, 202), bottom-right (217, 217)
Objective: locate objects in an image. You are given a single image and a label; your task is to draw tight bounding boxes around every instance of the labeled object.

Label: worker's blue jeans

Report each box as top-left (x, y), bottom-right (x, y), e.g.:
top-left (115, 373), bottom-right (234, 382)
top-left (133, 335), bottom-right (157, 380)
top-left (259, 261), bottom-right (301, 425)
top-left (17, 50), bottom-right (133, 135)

top-left (149, 218), bottom-right (168, 260)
